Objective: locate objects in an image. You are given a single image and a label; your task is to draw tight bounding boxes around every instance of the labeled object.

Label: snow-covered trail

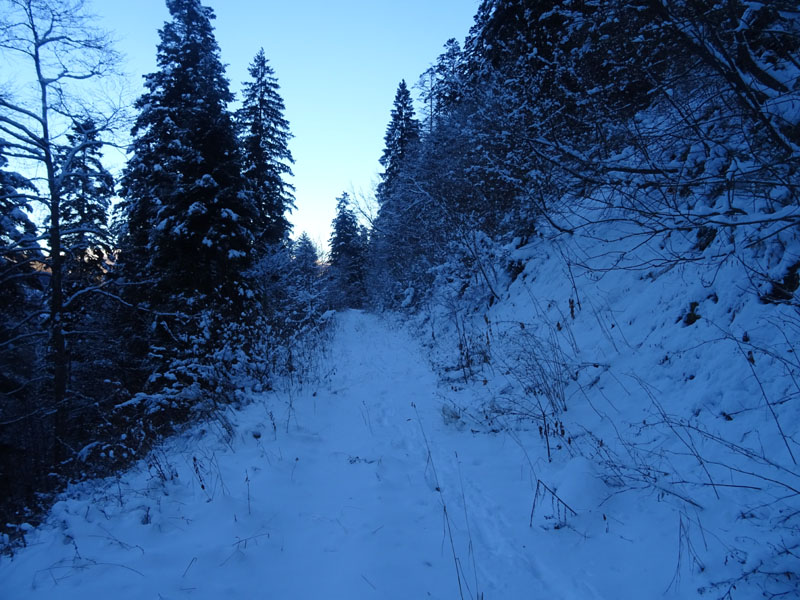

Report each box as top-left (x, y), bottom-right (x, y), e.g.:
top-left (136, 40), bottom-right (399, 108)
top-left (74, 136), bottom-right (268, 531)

top-left (247, 310), bottom-right (493, 599)
top-left (4, 310), bottom-right (568, 599)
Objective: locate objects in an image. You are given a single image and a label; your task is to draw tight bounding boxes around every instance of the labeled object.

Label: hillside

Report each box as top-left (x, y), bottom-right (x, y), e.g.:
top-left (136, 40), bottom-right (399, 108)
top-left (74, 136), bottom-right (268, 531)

top-left (417, 209), bottom-right (800, 598)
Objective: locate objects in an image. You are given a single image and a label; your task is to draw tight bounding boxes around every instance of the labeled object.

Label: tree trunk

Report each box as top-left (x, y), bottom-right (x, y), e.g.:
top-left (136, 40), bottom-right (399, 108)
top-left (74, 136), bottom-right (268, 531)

top-left (34, 35), bottom-right (68, 465)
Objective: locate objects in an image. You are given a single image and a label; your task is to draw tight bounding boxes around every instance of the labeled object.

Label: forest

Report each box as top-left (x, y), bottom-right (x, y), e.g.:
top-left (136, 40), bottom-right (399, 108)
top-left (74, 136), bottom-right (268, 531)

top-left (2, 0), bottom-right (799, 598)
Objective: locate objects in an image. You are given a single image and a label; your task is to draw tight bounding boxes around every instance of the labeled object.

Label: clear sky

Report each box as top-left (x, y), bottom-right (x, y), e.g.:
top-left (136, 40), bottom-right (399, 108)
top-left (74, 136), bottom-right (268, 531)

top-left (94, 0), bottom-right (479, 252)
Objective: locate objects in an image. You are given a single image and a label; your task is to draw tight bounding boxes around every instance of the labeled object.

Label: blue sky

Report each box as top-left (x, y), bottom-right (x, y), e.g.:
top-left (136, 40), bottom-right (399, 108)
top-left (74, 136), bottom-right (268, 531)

top-left (95, 0), bottom-right (479, 251)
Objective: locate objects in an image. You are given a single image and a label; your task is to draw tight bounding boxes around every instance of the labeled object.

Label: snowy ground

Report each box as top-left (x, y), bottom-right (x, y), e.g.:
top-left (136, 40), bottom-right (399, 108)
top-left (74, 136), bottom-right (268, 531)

top-left (1, 311), bottom-right (532, 599)
top-left (2, 309), bottom-right (783, 599)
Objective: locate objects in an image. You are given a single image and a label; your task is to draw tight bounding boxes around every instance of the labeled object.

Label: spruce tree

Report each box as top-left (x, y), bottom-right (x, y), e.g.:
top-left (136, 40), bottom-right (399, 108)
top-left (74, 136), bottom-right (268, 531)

top-left (419, 39), bottom-right (464, 131)
top-left (236, 49), bottom-right (295, 250)
top-left (58, 118), bottom-right (114, 292)
top-left (377, 80), bottom-right (420, 204)
top-left (116, 0), bottom-right (260, 414)
top-left (293, 233), bottom-right (321, 296)
top-left (0, 143), bottom-right (44, 514)
top-left (0, 145), bottom-right (38, 292)
top-left (119, 0), bottom-right (256, 310)
top-left (287, 233), bottom-right (323, 324)
top-left (369, 81), bottom-right (428, 306)
top-left (328, 193), bottom-right (367, 309)
top-left (52, 118), bottom-right (117, 415)
top-left (0, 142), bottom-right (41, 394)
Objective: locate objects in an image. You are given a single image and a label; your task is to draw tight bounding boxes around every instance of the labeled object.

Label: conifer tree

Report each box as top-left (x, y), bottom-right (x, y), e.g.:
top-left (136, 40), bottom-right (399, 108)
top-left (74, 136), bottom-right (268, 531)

top-left (288, 232), bottom-right (323, 322)
top-left (0, 142), bottom-right (43, 515)
top-left (51, 118), bottom-right (117, 409)
top-left (419, 39), bottom-right (464, 131)
top-left (377, 80), bottom-right (420, 203)
top-left (236, 49), bottom-right (295, 250)
top-left (0, 145), bottom-right (38, 296)
top-left (293, 233), bottom-right (320, 289)
top-left (369, 81), bottom-right (429, 306)
top-left (58, 118), bottom-right (114, 292)
top-left (119, 0), bottom-right (256, 310)
top-left (328, 193), bottom-right (367, 308)
top-left (0, 143), bottom-right (41, 395)
top-left (116, 0), bottom-right (260, 413)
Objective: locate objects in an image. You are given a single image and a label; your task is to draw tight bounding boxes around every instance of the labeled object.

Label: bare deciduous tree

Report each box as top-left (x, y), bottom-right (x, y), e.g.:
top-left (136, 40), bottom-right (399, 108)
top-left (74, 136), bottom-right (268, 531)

top-left (0, 0), bottom-right (120, 460)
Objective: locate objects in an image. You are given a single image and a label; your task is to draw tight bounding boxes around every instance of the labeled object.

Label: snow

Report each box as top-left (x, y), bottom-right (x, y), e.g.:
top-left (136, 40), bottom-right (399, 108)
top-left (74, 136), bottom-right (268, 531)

top-left (3, 290), bottom-right (798, 599)
top-left (2, 312), bottom-right (542, 598)
top-left (187, 201), bottom-right (207, 216)
top-left (415, 200), bottom-right (800, 598)
top-left (220, 208), bottom-right (239, 222)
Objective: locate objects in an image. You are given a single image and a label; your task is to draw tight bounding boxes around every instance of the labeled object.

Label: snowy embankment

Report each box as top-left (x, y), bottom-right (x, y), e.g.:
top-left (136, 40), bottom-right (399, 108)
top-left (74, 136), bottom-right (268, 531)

top-left (421, 217), bottom-right (800, 598)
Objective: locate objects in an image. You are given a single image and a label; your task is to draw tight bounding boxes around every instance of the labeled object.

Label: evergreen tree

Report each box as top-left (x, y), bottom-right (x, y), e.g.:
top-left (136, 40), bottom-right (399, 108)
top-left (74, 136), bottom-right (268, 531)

top-left (119, 0), bottom-right (256, 309)
top-left (0, 145), bottom-right (38, 295)
top-left (377, 80), bottom-right (420, 204)
top-left (116, 0), bottom-right (261, 416)
top-left (288, 232), bottom-right (323, 323)
top-left (369, 81), bottom-right (435, 307)
top-left (0, 142), bottom-right (41, 388)
top-left (293, 233), bottom-right (321, 294)
top-left (419, 39), bottom-right (464, 131)
top-left (58, 118), bottom-right (114, 292)
top-left (52, 118), bottom-right (118, 419)
top-left (294, 233), bottom-right (319, 268)
top-left (236, 49), bottom-right (295, 249)
top-left (328, 193), bottom-right (367, 309)
top-left (0, 142), bottom-right (44, 516)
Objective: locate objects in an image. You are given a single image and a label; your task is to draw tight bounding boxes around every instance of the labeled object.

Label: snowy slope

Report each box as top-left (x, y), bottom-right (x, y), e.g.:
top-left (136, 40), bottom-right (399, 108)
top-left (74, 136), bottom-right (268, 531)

top-left (418, 219), bottom-right (800, 599)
